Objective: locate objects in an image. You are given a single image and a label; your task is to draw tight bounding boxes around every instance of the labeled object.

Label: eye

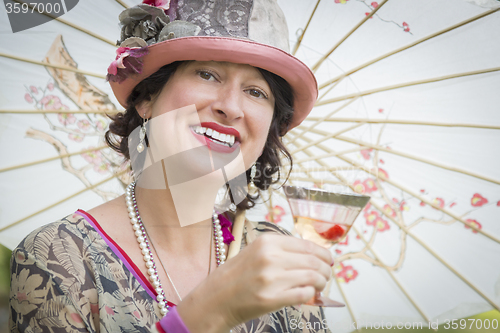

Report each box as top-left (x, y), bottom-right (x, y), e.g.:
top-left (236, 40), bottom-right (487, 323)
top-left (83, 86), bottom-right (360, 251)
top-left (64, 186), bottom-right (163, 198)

top-left (247, 88), bottom-right (268, 99)
top-left (197, 70), bottom-right (217, 81)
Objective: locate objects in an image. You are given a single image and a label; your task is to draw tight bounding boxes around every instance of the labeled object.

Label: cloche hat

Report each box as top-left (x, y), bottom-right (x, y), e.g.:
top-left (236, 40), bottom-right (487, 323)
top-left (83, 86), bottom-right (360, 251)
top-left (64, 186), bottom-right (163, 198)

top-left (108, 0), bottom-right (318, 130)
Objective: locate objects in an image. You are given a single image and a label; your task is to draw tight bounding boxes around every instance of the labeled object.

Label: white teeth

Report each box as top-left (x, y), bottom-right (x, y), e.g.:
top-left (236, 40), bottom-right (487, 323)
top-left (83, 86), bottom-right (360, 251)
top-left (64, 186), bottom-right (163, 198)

top-left (192, 126), bottom-right (236, 147)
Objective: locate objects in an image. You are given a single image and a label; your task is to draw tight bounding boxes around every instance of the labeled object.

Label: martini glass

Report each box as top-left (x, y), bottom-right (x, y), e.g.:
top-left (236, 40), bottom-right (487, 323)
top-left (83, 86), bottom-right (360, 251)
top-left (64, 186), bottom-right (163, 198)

top-left (283, 185), bottom-right (370, 307)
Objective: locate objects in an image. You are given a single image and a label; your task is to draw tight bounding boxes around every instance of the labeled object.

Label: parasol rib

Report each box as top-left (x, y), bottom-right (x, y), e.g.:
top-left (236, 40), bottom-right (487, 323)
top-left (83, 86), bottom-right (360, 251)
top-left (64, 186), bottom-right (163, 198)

top-left (287, 98), bottom-right (357, 145)
top-left (288, 130), bottom-right (500, 243)
top-left (367, 199), bottom-right (500, 312)
top-left (353, 227), bottom-right (432, 325)
top-left (0, 52), bottom-right (106, 79)
top-left (289, 147), bottom-right (369, 165)
top-left (289, 166), bottom-right (362, 173)
top-left (318, 7), bottom-right (500, 89)
top-left (12, 0), bottom-right (116, 46)
top-left (0, 170), bottom-right (127, 233)
top-left (315, 67), bottom-right (500, 107)
top-left (289, 123), bottom-right (365, 154)
top-left (0, 109), bottom-right (120, 114)
top-left (0, 145), bottom-right (108, 173)
top-left (291, 0), bottom-right (322, 56)
top-left (288, 177), bottom-right (345, 186)
top-left (303, 117), bottom-right (500, 130)
top-left (317, 78), bottom-right (342, 103)
top-left (115, 0), bottom-right (130, 9)
top-left (295, 126), bottom-right (500, 185)
top-left (332, 273), bottom-right (361, 332)
top-left (286, 132), bottom-right (500, 312)
top-left (310, 0), bottom-right (389, 72)
top-left (338, 155), bottom-right (500, 244)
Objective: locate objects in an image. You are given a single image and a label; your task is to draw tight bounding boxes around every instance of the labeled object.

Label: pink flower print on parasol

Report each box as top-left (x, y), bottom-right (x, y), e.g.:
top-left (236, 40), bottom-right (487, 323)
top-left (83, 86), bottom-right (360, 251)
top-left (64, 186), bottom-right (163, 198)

top-left (336, 263), bottom-right (359, 283)
top-left (465, 219), bottom-right (482, 234)
top-left (24, 93), bottom-right (33, 104)
top-left (471, 193), bottom-right (488, 207)
top-left (58, 113), bottom-right (76, 126)
top-left (265, 205), bottom-right (286, 223)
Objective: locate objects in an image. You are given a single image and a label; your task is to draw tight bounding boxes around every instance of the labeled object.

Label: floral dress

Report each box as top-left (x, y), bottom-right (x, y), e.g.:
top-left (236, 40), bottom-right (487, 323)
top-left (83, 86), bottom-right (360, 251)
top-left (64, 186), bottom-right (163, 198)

top-left (10, 210), bottom-right (331, 333)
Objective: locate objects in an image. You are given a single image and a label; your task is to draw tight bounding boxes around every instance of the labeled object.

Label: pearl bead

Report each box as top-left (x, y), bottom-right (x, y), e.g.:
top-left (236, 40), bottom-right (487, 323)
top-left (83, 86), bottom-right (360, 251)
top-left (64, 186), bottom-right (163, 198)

top-left (126, 182), bottom-right (224, 316)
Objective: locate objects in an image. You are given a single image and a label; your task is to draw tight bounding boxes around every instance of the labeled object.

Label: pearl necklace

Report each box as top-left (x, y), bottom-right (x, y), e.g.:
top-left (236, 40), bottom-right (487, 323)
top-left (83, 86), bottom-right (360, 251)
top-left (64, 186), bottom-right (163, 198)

top-left (126, 182), bottom-right (226, 316)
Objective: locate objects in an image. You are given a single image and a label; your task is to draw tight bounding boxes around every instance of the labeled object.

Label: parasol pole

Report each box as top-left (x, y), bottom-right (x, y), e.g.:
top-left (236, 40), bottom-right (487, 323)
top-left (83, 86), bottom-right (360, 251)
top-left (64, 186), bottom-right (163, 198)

top-left (227, 209), bottom-right (246, 259)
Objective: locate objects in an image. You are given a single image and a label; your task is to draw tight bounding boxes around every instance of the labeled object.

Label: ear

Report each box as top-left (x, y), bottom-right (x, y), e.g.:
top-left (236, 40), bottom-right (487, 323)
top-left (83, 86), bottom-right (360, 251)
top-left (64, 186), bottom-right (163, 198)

top-left (136, 100), bottom-right (152, 119)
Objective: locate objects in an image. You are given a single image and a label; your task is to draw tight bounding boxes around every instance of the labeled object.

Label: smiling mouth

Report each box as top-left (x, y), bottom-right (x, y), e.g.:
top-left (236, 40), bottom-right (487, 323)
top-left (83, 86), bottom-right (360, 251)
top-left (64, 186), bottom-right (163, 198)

top-left (191, 126), bottom-right (236, 148)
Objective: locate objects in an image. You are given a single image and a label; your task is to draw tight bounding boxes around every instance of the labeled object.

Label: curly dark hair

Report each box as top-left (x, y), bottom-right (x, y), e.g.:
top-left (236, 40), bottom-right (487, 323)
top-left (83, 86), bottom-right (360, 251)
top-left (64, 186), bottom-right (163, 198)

top-left (105, 61), bottom-right (294, 210)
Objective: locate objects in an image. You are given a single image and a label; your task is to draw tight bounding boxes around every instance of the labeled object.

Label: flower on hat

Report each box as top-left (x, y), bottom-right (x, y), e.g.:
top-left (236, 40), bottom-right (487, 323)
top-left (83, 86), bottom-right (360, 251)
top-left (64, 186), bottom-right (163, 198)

top-left (107, 3), bottom-right (200, 83)
top-left (107, 45), bottom-right (149, 83)
top-left (142, 0), bottom-right (170, 11)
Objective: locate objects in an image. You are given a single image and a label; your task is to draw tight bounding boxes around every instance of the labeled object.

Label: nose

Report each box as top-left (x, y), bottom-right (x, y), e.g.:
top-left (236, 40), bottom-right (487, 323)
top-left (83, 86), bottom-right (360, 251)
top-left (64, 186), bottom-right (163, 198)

top-left (211, 84), bottom-right (244, 122)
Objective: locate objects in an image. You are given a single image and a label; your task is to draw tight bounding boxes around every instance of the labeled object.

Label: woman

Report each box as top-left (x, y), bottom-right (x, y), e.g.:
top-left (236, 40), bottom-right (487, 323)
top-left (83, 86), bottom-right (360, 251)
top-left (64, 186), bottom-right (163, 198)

top-left (10, 1), bottom-right (333, 332)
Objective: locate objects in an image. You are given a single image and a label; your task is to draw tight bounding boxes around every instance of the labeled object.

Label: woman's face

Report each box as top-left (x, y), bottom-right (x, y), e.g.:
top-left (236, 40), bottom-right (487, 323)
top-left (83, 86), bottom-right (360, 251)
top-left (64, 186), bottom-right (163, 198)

top-left (139, 61), bottom-right (275, 168)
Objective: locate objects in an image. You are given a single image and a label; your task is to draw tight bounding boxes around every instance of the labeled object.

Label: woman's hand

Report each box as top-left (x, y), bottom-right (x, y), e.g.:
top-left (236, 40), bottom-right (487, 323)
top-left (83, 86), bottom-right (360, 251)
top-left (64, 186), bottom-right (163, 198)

top-left (177, 234), bottom-right (333, 333)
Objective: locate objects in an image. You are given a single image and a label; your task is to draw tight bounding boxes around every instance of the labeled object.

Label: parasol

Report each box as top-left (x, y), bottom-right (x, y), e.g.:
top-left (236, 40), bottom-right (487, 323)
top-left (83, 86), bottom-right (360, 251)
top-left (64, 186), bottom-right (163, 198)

top-left (1, 0), bottom-right (500, 330)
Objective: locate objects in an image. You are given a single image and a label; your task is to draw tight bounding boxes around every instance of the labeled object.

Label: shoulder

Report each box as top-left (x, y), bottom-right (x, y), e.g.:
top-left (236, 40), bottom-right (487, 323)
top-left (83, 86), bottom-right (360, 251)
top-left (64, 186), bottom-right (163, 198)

top-left (14, 211), bottom-right (99, 264)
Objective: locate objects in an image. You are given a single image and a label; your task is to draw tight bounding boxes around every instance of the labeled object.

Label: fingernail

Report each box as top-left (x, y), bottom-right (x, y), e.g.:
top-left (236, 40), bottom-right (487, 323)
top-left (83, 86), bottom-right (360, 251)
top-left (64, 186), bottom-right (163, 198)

top-left (330, 260), bottom-right (335, 267)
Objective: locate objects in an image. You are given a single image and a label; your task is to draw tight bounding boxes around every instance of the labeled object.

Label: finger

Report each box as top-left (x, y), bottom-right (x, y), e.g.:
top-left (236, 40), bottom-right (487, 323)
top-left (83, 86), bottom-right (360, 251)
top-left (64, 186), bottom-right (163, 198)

top-left (276, 286), bottom-right (316, 307)
top-left (278, 252), bottom-right (332, 281)
top-left (272, 269), bottom-right (328, 293)
top-left (275, 236), bottom-right (334, 266)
